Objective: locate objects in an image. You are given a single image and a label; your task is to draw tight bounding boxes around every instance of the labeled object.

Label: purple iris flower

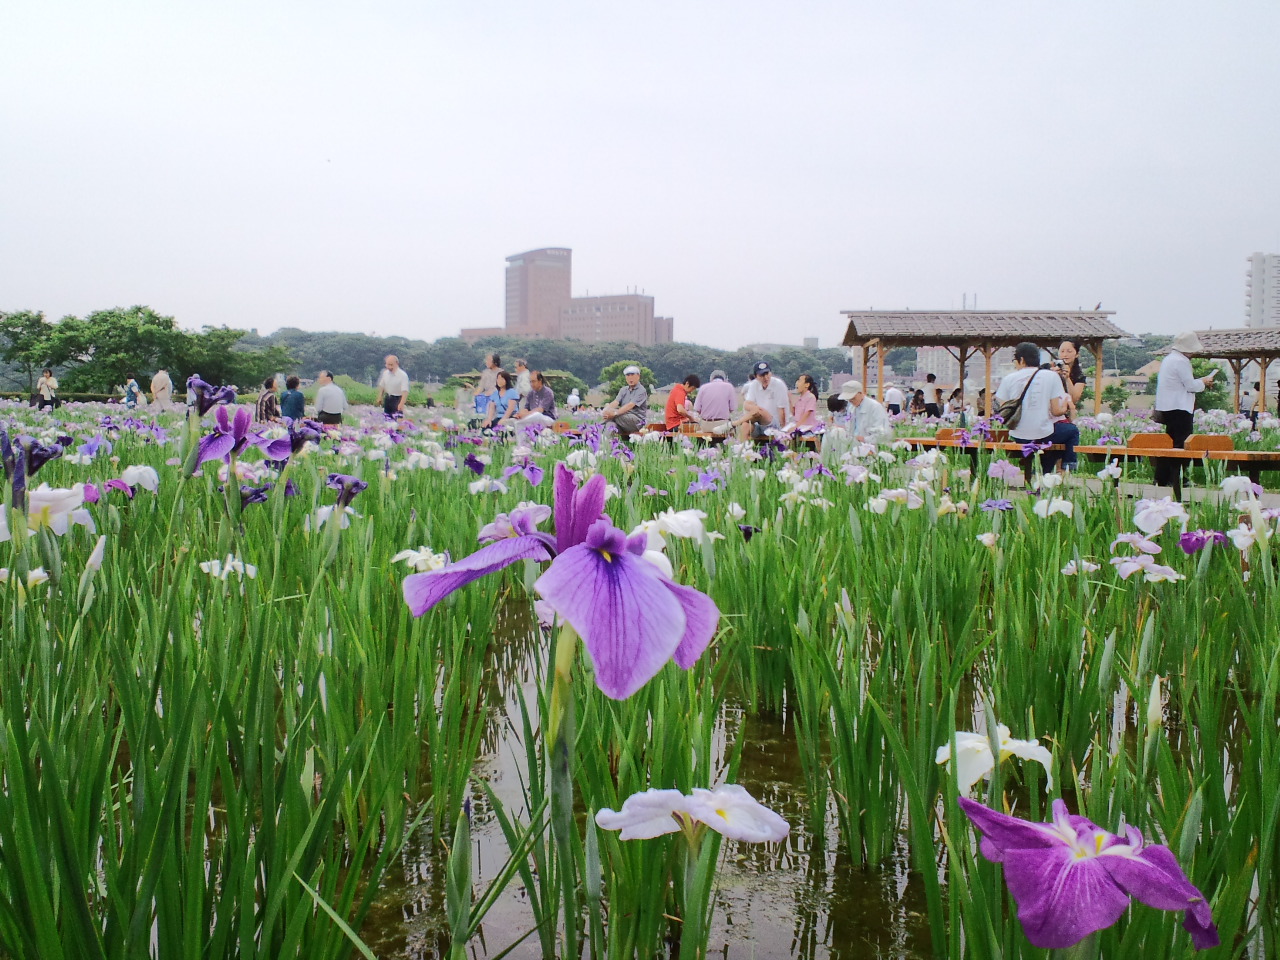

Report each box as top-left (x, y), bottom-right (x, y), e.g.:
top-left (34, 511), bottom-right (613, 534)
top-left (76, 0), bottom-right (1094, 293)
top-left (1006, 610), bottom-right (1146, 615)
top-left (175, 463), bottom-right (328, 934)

top-left (464, 452), bottom-right (485, 475)
top-left (240, 483), bottom-right (274, 507)
top-left (980, 498), bottom-right (1014, 512)
top-left (82, 483), bottom-right (101, 504)
top-left (503, 457), bottom-right (545, 487)
top-left (1099, 433), bottom-right (1124, 445)
top-left (195, 406), bottom-right (256, 466)
top-left (404, 503), bottom-right (558, 615)
top-left (258, 419), bottom-right (324, 463)
top-left (17, 435), bottom-right (65, 475)
top-left (803, 463), bottom-right (834, 480)
top-left (738, 524), bottom-right (761, 541)
top-left (1, 430), bottom-right (64, 504)
top-left (1020, 441), bottom-right (1051, 458)
top-left (325, 473), bottom-right (368, 508)
top-left (103, 478), bottom-right (135, 499)
top-left (403, 463), bottom-right (604, 616)
top-left (78, 433), bottom-right (112, 459)
top-left (958, 797), bottom-right (1217, 950)
top-left (186, 376), bottom-right (237, 416)
top-left (533, 518), bottom-right (719, 700)
top-left (1178, 529), bottom-right (1228, 554)
top-left (687, 470), bottom-right (722, 495)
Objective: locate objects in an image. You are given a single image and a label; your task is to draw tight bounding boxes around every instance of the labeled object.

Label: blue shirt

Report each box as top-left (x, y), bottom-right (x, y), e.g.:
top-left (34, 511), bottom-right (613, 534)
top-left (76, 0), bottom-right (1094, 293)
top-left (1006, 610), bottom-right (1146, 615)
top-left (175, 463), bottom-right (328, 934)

top-left (488, 388), bottom-right (520, 420)
top-left (280, 389), bottom-right (305, 421)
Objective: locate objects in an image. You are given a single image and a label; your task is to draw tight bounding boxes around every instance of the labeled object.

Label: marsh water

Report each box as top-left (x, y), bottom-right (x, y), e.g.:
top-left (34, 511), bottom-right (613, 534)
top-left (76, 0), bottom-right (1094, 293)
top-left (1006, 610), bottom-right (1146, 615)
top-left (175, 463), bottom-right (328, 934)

top-left (359, 614), bottom-right (937, 960)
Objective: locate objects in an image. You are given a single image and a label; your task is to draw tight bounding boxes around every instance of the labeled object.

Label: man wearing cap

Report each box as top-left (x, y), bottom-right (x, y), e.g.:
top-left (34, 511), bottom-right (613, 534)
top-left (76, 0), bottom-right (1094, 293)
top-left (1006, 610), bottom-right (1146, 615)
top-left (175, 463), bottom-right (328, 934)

top-left (694, 369), bottom-right (738, 432)
top-left (603, 365), bottom-right (648, 438)
top-left (1153, 331), bottom-right (1216, 487)
top-left (736, 361), bottom-right (790, 439)
top-left (839, 380), bottom-right (892, 443)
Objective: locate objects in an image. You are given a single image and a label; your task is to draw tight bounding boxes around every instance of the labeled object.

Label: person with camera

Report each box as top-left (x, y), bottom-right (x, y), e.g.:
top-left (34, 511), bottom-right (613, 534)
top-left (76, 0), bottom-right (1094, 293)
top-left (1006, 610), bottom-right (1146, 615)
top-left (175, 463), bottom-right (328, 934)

top-left (1044, 339), bottom-right (1086, 472)
top-left (1153, 331), bottom-right (1216, 488)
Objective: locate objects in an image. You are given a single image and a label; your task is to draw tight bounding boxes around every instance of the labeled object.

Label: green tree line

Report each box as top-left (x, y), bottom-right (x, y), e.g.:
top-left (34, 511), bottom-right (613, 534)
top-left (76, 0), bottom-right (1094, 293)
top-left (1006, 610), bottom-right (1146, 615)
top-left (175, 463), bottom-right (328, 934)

top-left (3, 304), bottom-right (1191, 403)
top-left (0, 307), bottom-right (291, 395)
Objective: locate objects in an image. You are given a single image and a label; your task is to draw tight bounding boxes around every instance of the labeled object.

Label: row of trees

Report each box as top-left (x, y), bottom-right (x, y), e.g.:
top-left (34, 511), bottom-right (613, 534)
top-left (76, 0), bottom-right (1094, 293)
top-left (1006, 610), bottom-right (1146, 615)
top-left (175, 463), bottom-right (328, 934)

top-left (0, 307), bottom-right (291, 395)
top-left (237, 329), bottom-right (859, 392)
top-left (3, 306), bottom-right (1205, 408)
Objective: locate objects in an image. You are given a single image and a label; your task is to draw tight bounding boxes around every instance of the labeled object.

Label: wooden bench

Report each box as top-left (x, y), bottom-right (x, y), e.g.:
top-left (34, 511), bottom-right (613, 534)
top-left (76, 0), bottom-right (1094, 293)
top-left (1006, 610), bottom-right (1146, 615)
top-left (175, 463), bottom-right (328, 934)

top-left (902, 432), bottom-right (1280, 496)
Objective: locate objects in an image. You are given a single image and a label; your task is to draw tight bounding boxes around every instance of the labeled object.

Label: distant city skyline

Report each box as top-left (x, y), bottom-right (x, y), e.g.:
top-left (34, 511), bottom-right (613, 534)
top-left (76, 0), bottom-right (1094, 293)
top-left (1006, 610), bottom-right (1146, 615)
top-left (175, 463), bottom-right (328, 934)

top-left (2, 2), bottom-right (1278, 349)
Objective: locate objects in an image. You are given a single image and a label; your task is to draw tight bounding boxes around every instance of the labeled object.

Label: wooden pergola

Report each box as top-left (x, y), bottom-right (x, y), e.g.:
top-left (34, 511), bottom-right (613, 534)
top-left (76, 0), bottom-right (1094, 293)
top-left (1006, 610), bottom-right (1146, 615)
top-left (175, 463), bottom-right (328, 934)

top-left (839, 311), bottom-right (1132, 416)
top-left (1181, 327), bottom-right (1280, 414)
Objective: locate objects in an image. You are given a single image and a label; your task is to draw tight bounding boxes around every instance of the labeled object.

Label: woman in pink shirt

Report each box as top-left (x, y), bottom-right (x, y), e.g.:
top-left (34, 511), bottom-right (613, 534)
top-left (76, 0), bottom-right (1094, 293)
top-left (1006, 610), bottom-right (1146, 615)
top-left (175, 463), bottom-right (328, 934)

top-left (792, 374), bottom-right (820, 430)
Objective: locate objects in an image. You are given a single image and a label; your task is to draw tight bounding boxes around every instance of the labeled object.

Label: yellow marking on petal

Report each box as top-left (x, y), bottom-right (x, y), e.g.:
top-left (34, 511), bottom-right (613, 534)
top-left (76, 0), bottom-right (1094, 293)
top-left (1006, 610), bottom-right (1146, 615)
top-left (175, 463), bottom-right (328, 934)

top-left (600, 551), bottom-right (613, 562)
top-left (716, 809), bottom-right (728, 820)
top-left (1095, 833), bottom-right (1106, 854)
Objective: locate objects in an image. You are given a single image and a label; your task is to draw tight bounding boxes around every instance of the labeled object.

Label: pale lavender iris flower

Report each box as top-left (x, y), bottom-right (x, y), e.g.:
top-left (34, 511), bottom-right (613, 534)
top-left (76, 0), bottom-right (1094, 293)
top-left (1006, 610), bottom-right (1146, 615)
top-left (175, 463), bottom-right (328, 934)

top-left (533, 518), bottom-right (718, 700)
top-left (958, 797), bottom-right (1218, 950)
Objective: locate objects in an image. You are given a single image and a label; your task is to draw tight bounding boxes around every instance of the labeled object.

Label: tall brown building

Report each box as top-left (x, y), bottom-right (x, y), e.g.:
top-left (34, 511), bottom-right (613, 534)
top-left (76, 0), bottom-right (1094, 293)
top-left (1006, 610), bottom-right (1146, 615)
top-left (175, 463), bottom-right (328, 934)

top-left (505, 247), bottom-right (572, 339)
top-left (460, 246), bottom-right (676, 344)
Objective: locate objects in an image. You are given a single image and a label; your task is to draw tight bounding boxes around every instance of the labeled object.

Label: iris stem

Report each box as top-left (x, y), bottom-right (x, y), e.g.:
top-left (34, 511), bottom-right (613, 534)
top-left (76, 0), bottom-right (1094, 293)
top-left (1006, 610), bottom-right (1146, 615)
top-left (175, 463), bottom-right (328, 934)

top-left (548, 622), bottom-right (580, 959)
top-left (1060, 932), bottom-right (1100, 960)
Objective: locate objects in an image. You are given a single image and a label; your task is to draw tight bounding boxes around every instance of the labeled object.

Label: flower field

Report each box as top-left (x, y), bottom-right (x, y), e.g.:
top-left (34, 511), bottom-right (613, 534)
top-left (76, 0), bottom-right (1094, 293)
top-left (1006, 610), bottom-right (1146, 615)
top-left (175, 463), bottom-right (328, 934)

top-left (0, 396), bottom-right (1277, 960)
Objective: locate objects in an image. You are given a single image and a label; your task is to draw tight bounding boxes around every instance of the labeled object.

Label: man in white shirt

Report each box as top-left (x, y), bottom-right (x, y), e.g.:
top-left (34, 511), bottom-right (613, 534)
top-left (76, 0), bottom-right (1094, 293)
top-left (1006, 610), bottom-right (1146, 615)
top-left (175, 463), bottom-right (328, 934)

top-left (883, 383), bottom-right (906, 415)
top-left (736, 361), bottom-right (790, 439)
top-left (839, 380), bottom-right (892, 443)
top-left (376, 354), bottom-right (410, 417)
top-left (313, 369), bottom-right (347, 425)
top-left (994, 342), bottom-right (1069, 476)
top-left (1153, 331), bottom-right (1216, 487)
top-left (513, 358), bottom-right (531, 399)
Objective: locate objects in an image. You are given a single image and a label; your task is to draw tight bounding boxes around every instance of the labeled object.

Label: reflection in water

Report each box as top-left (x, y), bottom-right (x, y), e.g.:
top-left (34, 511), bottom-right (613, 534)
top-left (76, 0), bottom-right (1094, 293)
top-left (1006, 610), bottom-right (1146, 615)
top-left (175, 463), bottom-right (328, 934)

top-left (363, 603), bottom-right (937, 960)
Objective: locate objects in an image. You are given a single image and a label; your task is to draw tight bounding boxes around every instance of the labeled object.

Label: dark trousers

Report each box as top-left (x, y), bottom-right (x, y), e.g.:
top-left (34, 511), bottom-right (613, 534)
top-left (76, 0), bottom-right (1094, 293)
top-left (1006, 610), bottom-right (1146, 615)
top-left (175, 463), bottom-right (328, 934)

top-left (924, 403), bottom-right (941, 418)
top-left (1153, 409), bottom-right (1193, 486)
top-left (382, 395), bottom-right (402, 416)
top-left (887, 404), bottom-right (901, 415)
top-left (1041, 420), bottom-right (1080, 473)
top-left (317, 411), bottom-right (343, 425)
top-left (1017, 432), bottom-right (1056, 483)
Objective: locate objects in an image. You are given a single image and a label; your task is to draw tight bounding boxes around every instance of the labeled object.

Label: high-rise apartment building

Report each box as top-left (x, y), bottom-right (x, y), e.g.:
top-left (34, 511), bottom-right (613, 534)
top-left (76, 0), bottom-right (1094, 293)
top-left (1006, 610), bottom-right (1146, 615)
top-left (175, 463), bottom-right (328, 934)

top-left (1246, 252), bottom-right (1280, 327)
top-left (504, 247), bottom-right (572, 338)
top-left (461, 246), bottom-right (675, 344)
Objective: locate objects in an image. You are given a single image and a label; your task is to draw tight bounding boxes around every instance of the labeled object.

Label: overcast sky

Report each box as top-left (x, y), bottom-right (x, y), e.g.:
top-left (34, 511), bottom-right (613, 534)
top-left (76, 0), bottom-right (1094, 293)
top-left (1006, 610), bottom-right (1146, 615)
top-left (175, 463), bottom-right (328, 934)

top-left (3, 0), bottom-right (1278, 349)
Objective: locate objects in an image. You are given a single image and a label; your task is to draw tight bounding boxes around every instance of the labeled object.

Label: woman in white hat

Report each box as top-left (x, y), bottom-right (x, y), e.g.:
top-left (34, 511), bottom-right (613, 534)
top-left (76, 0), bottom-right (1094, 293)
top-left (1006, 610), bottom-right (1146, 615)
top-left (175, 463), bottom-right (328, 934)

top-left (1152, 331), bottom-right (1216, 487)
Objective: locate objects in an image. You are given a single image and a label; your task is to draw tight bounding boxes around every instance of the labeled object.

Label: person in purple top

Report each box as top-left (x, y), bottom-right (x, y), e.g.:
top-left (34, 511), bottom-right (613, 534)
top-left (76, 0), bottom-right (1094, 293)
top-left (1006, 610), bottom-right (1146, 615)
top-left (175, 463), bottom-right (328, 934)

top-left (693, 369), bottom-right (738, 433)
top-left (515, 370), bottom-right (558, 425)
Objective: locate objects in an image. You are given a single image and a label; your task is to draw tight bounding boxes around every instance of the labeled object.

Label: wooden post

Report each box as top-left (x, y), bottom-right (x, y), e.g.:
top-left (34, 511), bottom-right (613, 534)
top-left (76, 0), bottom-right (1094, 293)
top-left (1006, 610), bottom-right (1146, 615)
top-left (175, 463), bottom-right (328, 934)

top-left (861, 341), bottom-right (870, 391)
top-left (1261, 357), bottom-right (1271, 414)
top-left (1092, 342), bottom-right (1105, 415)
top-left (877, 346), bottom-right (885, 401)
top-left (1229, 359), bottom-right (1243, 413)
top-left (983, 345), bottom-right (993, 417)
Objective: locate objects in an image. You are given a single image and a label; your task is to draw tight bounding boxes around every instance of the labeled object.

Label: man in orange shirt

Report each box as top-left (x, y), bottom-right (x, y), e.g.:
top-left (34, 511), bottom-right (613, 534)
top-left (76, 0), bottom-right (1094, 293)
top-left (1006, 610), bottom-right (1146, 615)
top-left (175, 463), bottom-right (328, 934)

top-left (665, 374), bottom-right (700, 431)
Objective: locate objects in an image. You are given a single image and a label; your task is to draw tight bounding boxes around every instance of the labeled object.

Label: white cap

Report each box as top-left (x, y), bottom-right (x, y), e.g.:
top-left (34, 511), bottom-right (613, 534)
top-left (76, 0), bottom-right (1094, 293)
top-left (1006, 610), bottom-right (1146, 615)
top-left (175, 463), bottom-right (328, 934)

top-left (839, 380), bottom-right (864, 400)
top-left (623, 365), bottom-right (641, 375)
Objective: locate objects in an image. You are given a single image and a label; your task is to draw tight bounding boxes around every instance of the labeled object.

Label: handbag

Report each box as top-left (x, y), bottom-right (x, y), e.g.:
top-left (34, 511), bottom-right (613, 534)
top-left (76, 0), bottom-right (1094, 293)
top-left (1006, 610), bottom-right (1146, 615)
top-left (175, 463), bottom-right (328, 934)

top-left (994, 369), bottom-right (1039, 430)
